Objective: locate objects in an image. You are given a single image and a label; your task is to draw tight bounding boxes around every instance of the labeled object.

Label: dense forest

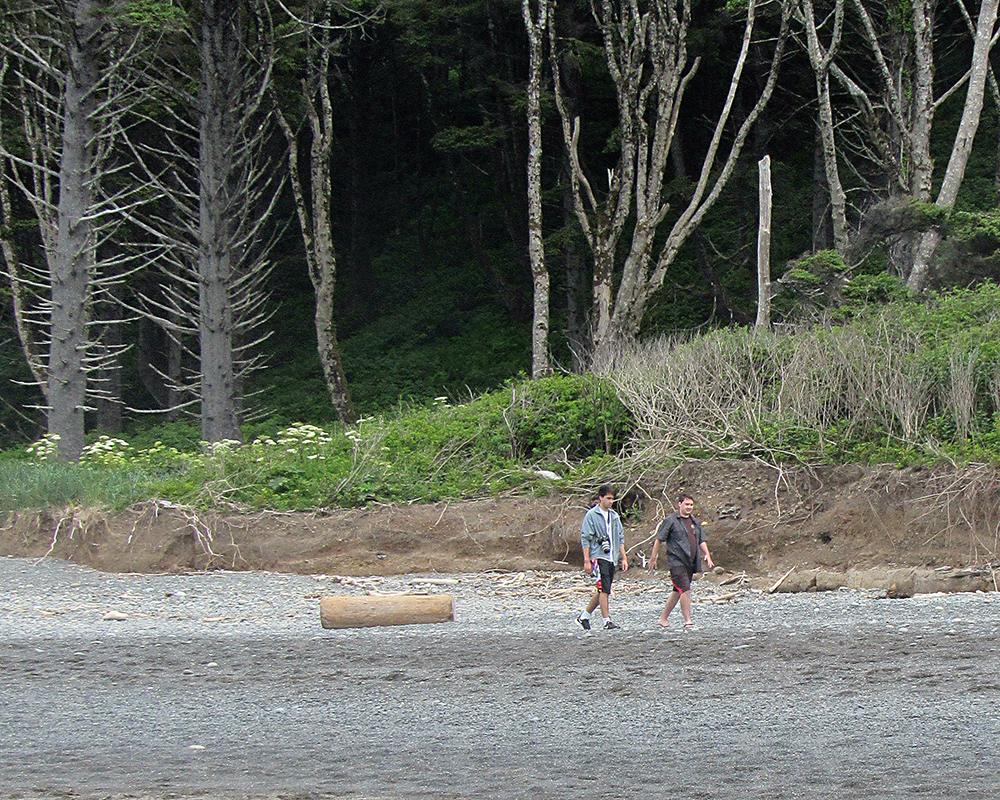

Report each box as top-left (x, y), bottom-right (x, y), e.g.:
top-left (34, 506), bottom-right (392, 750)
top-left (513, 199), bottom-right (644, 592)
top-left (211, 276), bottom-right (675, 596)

top-left (2, 0), bottom-right (1000, 467)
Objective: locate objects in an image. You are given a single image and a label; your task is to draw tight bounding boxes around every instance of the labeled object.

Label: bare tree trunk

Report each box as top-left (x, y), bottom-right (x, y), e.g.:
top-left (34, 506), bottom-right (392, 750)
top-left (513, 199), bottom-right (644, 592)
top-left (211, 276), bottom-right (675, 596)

top-left (93, 285), bottom-right (123, 434)
top-left (47, 0), bottom-right (103, 461)
top-left (523, 0), bottom-right (551, 378)
top-left (550, 0), bottom-right (791, 359)
top-left (956, 0), bottom-right (1000, 204)
top-left (272, 6), bottom-right (357, 425)
top-left (562, 169), bottom-right (588, 371)
top-left (798, 0), bottom-right (848, 254)
top-left (125, 0), bottom-right (278, 437)
top-left (0, 57), bottom-right (46, 392)
top-left (908, 0), bottom-right (1000, 291)
top-left (2, 1), bottom-right (147, 457)
top-left (198, 0), bottom-right (243, 443)
top-left (756, 155), bottom-right (772, 330)
top-left (908, 0), bottom-right (936, 203)
top-left (811, 133), bottom-right (831, 251)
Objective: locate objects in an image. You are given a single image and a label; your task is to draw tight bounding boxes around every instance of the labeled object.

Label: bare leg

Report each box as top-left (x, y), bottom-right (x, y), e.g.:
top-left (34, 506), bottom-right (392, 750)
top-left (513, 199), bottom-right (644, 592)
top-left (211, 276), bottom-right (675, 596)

top-left (598, 591), bottom-right (610, 619)
top-left (679, 590), bottom-right (693, 625)
top-left (586, 592), bottom-right (600, 615)
top-left (657, 590), bottom-right (680, 626)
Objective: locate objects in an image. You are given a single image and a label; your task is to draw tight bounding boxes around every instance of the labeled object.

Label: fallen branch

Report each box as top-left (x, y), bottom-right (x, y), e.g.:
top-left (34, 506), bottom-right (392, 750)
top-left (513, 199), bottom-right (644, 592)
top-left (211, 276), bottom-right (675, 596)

top-left (705, 590), bottom-right (740, 603)
top-left (768, 567), bottom-right (795, 594)
top-left (35, 515), bottom-right (66, 564)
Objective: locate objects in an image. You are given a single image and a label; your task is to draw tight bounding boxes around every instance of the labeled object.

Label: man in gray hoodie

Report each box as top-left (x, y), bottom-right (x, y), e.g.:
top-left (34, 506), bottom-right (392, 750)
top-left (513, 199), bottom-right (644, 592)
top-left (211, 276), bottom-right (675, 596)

top-left (577, 485), bottom-right (629, 630)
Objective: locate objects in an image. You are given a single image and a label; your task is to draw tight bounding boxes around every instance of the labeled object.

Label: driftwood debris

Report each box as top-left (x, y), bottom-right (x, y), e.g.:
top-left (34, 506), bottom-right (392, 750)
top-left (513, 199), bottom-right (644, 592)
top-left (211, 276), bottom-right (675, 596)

top-left (719, 571), bottom-right (748, 587)
top-left (320, 594), bottom-right (454, 629)
top-left (767, 568), bottom-right (795, 594)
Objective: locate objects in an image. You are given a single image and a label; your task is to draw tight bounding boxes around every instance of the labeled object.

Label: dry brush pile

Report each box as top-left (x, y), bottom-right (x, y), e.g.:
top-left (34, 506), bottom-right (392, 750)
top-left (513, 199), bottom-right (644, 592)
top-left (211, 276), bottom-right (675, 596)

top-left (597, 313), bottom-right (1000, 466)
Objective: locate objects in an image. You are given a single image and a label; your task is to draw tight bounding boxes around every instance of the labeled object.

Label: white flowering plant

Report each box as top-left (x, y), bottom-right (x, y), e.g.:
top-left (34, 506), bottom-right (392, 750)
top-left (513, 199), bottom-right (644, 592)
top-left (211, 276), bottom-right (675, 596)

top-left (80, 435), bottom-right (133, 467)
top-left (26, 433), bottom-right (61, 461)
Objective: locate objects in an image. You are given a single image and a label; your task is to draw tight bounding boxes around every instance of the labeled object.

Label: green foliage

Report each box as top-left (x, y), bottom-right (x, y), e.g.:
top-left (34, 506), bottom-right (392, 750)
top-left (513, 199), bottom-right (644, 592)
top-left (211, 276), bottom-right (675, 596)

top-left (6, 285), bottom-right (1000, 511)
top-left (340, 296), bottom-right (531, 411)
top-left (841, 273), bottom-right (911, 306)
top-left (126, 420), bottom-right (203, 454)
top-left (431, 124), bottom-right (506, 153)
top-left (105, 0), bottom-right (187, 30)
top-left (784, 250), bottom-right (847, 281)
top-left (0, 374), bottom-right (634, 511)
top-left (0, 459), bottom-right (161, 511)
top-left (774, 250), bottom-right (850, 319)
top-left (948, 209), bottom-right (1000, 244)
top-left (935, 209), bottom-right (1000, 285)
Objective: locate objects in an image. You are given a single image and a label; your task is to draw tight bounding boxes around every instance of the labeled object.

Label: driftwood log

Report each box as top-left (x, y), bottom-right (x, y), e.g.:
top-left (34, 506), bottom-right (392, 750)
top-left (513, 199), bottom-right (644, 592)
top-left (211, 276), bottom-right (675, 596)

top-left (320, 594), bottom-right (454, 629)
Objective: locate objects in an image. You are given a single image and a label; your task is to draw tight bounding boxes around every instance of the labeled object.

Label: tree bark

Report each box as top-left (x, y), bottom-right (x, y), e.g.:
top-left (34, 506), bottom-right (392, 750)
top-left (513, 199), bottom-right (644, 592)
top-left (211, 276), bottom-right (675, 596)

top-left (562, 167), bottom-right (588, 371)
top-left (798, 0), bottom-right (848, 255)
top-left (93, 285), bottom-right (124, 435)
top-left (273, 9), bottom-right (357, 425)
top-left (550, 0), bottom-right (790, 360)
top-left (48, 0), bottom-right (103, 461)
top-left (523, 0), bottom-right (551, 379)
top-left (811, 134), bottom-right (831, 251)
top-left (198, 0), bottom-right (242, 443)
top-left (0, 60), bottom-right (47, 394)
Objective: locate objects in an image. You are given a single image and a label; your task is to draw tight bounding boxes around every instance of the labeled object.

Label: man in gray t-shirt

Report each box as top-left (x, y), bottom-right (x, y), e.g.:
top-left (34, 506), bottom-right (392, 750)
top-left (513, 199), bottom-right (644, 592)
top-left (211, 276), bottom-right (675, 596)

top-left (648, 493), bottom-right (713, 629)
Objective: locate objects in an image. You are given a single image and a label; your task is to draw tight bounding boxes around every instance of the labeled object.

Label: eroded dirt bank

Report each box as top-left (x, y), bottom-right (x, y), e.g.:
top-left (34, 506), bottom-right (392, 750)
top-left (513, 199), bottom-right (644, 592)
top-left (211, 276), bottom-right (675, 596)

top-left (2, 461), bottom-right (998, 587)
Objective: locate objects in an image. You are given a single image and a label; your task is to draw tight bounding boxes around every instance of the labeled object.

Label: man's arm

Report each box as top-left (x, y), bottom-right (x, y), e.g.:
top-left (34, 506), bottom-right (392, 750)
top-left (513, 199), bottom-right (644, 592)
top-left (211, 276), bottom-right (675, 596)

top-left (619, 541), bottom-right (629, 571)
top-left (648, 539), bottom-right (659, 569)
top-left (648, 522), bottom-right (662, 570)
top-left (700, 541), bottom-right (714, 570)
top-left (581, 512), bottom-right (594, 573)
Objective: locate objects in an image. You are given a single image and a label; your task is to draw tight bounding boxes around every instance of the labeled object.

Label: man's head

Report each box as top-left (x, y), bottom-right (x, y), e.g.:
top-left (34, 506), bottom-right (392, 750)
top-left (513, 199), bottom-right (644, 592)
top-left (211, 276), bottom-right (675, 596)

top-left (597, 485), bottom-right (616, 510)
top-left (678, 493), bottom-right (694, 517)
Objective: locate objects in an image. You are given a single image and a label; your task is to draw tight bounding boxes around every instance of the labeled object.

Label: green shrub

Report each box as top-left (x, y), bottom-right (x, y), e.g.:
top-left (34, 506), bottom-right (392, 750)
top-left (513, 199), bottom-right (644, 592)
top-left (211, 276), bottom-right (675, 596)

top-left (842, 273), bottom-right (911, 306)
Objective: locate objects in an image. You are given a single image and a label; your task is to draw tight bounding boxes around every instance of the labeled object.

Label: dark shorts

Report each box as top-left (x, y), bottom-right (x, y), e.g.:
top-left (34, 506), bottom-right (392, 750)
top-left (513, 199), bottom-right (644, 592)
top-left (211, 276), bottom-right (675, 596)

top-left (591, 558), bottom-right (616, 594)
top-left (669, 564), bottom-right (694, 594)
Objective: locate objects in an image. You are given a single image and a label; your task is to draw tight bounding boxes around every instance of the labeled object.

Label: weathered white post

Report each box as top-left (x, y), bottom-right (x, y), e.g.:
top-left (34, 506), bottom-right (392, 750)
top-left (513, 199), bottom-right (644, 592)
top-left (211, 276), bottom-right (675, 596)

top-left (755, 154), bottom-right (772, 330)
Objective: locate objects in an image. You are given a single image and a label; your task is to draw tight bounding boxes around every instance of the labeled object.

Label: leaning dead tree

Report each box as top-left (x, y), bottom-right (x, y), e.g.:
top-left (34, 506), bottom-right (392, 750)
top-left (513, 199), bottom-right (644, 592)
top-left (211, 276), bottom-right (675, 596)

top-left (814, 0), bottom-right (1000, 286)
top-left (271, 0), bottom-right (381, 425)
top-left (0, 0), bottom-right (148, 460)
top-left (126, 0), bottom-right (280, 443)
top-left (550, 0), bottom-right (791, 361)
top-left (793, 0), bottom-right (849, 256)
top-left (907, 0), bottom-right (1000, 291)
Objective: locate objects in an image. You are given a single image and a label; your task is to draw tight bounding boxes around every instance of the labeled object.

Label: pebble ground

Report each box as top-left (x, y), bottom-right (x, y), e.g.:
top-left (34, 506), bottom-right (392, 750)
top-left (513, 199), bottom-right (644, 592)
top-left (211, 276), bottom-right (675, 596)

top-left (2, 556), bottom-right (999, 799)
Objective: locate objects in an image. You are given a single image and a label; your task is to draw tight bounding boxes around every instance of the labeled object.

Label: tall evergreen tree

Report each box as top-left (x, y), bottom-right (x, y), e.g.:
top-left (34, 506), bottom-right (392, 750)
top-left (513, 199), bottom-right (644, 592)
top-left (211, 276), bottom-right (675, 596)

top-left (0, 0), bottom-right (148, 460)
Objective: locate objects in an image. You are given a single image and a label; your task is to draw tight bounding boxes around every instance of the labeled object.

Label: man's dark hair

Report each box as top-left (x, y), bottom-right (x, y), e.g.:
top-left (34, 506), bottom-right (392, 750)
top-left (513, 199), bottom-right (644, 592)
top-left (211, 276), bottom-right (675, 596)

top-left (678, 493), bottom-right (694, 504)
top-left (598, 484), bottom-right (616, 499)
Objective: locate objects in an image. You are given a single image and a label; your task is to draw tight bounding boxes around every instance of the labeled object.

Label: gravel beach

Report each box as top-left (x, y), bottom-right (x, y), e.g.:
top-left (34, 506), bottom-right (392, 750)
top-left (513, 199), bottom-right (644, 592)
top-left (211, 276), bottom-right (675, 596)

top-left (2, 555), bottom-right (1000, 799)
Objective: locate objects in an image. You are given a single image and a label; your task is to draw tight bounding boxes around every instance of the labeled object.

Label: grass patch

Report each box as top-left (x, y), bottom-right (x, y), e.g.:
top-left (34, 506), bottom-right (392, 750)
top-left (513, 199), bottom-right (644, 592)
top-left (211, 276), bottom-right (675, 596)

top-left (0, 460), bottom-right (161, 511)
top-left (0, 374), bottom-right (633, 511)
